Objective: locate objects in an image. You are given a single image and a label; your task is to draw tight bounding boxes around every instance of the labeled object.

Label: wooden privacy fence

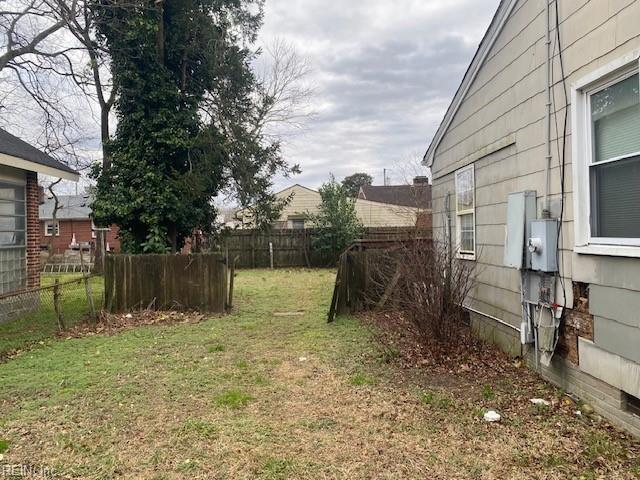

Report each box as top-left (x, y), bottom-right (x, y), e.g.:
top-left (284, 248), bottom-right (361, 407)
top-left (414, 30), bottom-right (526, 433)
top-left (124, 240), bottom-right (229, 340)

top-left (104, 254), bottom-right (228, 313)
top-left (327, 237), bottom-right (432, 322)
top-left (221, 226), bottom-right (430, 269)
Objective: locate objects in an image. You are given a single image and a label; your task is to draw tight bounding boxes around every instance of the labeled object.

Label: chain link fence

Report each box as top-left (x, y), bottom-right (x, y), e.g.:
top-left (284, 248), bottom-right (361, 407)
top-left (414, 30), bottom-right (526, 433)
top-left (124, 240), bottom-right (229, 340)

top-left (0, 275), bottom-right (103, 359)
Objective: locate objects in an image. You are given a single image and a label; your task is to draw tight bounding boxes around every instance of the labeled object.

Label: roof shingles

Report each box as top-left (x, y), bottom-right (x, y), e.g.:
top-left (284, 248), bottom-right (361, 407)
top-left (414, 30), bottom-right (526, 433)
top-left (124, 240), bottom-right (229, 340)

top-left (0, 128), bottom-right (79, 176)
top-left (358, 184), bottom-right (431, 209)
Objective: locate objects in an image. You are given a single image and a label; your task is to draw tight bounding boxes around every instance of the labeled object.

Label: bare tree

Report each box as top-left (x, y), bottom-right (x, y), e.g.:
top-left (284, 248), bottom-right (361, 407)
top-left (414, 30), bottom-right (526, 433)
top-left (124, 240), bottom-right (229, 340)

top-left (0, 0), bottom-right (75, 71)
top-left (1, 0), bottom-right (115, 170)
top-left (58, 0), bottom-right (115, 168)
top-left (252, 38), bottom-right (315, 139)
top-left (44, 176), bottom-right (62, 255)
top-left (0, 0), bottom-right (90, 165)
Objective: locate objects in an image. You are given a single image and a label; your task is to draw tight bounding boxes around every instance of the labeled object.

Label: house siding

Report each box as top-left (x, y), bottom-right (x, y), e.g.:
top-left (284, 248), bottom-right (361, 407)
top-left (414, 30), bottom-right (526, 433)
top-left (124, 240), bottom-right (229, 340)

top-left (430, 0), bottom-right (640, 435)
top-left (243, 185), bottom-right (424, 228)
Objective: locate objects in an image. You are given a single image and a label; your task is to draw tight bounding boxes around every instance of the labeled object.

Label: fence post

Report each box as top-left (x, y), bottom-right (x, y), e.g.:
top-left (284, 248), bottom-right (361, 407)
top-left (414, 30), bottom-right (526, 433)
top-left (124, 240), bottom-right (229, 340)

top-left (227, 255), bottom-right (238, 311)
top-left (53, 279), bottom-right (66, 331)
top-left (94, 228), bottom-right (108, 274)
top-left (269, 242), bottom-right (274, 269)
top-left (84, 276), bottom-right (97, 324)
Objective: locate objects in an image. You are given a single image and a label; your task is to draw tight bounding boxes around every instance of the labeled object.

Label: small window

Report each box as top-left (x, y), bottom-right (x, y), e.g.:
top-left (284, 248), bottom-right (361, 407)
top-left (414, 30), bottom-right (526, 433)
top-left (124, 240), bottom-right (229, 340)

top-left (91, 221), bottom-right (97, 239)
top-left (455, 165), bottom-right (475, 259)
top-left (291, 219), bottom-right (305, 230)
top-left (44, 220), bottom-right (60, 237)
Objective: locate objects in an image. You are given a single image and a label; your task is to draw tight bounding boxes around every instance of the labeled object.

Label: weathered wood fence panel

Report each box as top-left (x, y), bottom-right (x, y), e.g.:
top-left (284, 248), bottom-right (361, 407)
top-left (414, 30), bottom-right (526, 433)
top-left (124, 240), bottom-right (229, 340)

top-left (221, 227), bottom-right (429, 269)
top-left (104, 254), bottom-right (227, 313)
top-left (327, 237), bottom-right (433, 321)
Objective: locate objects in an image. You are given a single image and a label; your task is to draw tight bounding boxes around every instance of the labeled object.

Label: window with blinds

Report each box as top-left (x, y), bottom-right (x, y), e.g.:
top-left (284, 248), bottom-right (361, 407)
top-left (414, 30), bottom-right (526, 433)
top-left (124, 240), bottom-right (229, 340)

top-left (589, 72), bottom-right (640, 240)
top-left (0, 182), bottom-right (27, 294)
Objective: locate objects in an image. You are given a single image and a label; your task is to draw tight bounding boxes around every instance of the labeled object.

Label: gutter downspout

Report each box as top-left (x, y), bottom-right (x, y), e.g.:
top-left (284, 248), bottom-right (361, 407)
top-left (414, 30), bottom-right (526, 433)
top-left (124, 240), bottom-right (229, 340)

top-left (542, 0), bottom-right (552, 219)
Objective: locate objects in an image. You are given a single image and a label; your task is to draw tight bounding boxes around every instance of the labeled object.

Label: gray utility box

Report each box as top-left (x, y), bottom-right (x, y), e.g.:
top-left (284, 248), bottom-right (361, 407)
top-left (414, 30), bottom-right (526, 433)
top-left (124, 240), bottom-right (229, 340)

top-left (529, 219), bottom-right (558, 272)
top-left (504, 191), bottom-right (537, 269)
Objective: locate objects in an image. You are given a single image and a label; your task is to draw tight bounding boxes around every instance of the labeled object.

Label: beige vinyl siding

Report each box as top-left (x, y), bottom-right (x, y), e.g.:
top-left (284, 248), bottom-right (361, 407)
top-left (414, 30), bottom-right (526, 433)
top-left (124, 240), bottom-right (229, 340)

top-left (242, 184), bottom-right (421, 228)
top-left (275, 185), bottom-right (323, 224)
top-left (431, 0), bottom-right (640, 361)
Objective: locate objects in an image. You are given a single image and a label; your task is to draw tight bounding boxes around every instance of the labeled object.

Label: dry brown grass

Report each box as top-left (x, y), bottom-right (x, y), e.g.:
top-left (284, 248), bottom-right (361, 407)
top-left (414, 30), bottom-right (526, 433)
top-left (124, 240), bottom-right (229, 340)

top-left (0, 269), bottom-right (638, 479)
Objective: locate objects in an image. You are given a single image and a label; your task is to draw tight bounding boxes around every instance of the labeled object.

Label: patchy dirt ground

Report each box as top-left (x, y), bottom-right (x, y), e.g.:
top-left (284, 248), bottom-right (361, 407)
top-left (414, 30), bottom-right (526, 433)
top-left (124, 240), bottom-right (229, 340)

top-left (0, 269), bottom-right (638, 479)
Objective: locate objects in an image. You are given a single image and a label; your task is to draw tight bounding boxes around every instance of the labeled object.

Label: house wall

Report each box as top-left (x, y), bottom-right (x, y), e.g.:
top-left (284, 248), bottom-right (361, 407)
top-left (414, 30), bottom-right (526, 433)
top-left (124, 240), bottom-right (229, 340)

top-left (0, 165), bottom-right (39, 293)
top-left (270, 185), bottom-right (421, 228)
top-left (430, 0), bottom-right (640, 435)
top-left (26, 172), bottom-right (40, 289)
top-left (39, 219), bottom-right (121, 254)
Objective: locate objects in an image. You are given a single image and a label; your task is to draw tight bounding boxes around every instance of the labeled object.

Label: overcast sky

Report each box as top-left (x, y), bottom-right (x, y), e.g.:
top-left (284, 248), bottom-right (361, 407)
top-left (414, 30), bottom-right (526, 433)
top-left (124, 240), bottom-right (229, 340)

top-left (1, 0), bottom-right (501, 195)
top-left (260, 0), bottom-right (501, 190)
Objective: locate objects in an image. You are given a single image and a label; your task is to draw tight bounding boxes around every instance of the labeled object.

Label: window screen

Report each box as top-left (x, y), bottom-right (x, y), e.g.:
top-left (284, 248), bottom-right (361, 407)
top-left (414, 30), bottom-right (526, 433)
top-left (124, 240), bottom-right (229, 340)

top-left (589, 73), bottom-right (640, 238)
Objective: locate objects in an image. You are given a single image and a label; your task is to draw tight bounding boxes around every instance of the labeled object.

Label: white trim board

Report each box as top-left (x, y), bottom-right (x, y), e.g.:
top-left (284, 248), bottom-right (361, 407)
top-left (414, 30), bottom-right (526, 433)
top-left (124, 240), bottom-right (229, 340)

top-left (0, 153), bottom-right (79, 182)
top-left (571, 50), bottom-right (640, 258)
top-left (423, 0), bottom-right (519, 169)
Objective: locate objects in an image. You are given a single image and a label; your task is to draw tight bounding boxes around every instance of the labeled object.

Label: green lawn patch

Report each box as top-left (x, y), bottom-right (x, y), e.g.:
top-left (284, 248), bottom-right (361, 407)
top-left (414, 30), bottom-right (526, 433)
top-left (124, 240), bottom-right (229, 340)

top-left (0, 268), bottom-right (637, 479)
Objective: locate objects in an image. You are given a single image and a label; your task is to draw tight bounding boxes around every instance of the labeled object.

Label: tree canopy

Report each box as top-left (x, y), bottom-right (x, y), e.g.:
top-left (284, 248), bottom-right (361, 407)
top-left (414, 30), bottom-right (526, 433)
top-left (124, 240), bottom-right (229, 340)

top-left (90, 0), bottom-right (297, 253)
top-left (341, 172), bottom-right (373, 197)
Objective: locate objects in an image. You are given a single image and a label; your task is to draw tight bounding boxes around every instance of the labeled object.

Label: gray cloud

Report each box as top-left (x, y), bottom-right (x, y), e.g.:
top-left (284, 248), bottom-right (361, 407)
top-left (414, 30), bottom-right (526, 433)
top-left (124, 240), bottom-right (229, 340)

top-left (260, 0), bottom-right (500, 190)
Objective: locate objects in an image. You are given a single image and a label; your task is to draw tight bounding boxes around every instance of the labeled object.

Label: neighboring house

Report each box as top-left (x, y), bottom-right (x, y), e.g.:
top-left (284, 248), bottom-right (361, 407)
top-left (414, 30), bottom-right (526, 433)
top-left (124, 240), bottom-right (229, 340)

top-left (217, 206), bottom-right (241, 229)
top-left (0, 128), bottom-right (79, 295)
top-left (39, 195), bottom-right (120, 254)
top-left (358, 176), bottom-right (432, 229)
top-left (237, 184), bottom-right (425, 229)
top-left (424, 0), bottom-right (640, 434)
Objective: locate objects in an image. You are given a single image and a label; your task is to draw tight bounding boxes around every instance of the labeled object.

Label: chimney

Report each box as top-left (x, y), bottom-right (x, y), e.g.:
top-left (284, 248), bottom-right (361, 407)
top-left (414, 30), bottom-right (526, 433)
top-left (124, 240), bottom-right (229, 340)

top-left (413, 176), bottom-right (428, 186)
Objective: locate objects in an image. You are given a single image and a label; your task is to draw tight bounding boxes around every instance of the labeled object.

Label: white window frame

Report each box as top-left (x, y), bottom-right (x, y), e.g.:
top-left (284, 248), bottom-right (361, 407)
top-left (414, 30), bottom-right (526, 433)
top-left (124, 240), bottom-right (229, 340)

top-left (455, 164), bottom-right (476, 260)
top-left (44, 220), bottom-right (60, 237)
top-left (572, 50), bottom-right (640, 257)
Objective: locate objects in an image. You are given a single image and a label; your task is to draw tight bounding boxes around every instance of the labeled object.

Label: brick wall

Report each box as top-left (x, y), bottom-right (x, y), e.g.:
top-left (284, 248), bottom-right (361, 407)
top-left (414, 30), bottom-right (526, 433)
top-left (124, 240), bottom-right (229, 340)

top-left (25, 172), bottom-right (40, 289)
top-left (557, 282), bottom-right (594, 366)
top-left (40, 219), bottom-right (121, 254)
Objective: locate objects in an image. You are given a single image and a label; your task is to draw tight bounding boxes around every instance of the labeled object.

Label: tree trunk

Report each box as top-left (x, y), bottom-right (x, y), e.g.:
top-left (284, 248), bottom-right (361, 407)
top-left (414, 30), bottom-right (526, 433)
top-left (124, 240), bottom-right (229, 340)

top-left (169, 225), bottom-right (177, 254)
top-left (156, 0), bottom-right (165, 64)
top-left (101, 106), bottom-right (111, 170)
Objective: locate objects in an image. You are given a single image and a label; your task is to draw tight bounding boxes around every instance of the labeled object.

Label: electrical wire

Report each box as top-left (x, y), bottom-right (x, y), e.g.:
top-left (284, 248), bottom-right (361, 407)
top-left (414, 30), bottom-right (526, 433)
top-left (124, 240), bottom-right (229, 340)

top-left (550, 0), bottom-right (568, 316)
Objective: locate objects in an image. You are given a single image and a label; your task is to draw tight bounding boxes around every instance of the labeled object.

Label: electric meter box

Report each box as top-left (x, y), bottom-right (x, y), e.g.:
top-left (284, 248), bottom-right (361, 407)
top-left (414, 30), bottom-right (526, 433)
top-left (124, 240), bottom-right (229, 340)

top-left (504, 191), bottom-right (537, 269)
top-left (529, 219), bottom-right (558, 272)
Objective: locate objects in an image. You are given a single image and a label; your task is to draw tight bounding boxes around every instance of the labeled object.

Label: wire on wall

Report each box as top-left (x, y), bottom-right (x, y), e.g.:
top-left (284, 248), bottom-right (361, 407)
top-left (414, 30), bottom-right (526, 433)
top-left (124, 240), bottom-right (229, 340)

top-left (550, 0), bottom-right (568, 315)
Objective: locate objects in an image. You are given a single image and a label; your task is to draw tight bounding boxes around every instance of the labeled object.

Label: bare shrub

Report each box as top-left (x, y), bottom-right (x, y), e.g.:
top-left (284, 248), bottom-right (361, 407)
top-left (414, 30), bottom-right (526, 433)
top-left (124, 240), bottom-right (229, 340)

top-left (364, 239), bottom-right (477, 350)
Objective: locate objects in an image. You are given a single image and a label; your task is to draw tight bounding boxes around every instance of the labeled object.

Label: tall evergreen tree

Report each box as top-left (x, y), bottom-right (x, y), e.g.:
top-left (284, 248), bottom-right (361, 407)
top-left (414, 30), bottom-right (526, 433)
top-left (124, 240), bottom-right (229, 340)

top-left (90, 0), bottom-right (295, 252)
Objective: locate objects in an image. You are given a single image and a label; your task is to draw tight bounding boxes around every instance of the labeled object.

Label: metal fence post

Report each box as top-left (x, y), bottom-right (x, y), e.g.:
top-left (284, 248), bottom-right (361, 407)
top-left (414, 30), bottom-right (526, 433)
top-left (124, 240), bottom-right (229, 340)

top-left (53, 279), bottom-right (66, 331)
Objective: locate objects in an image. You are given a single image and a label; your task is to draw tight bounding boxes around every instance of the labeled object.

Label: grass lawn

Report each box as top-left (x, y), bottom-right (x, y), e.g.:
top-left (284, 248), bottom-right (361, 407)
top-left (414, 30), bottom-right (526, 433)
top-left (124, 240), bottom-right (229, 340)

top-left (0, 269), bottom-right (638, 479)
top-left (0, 275), bottom-right (103, 358)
